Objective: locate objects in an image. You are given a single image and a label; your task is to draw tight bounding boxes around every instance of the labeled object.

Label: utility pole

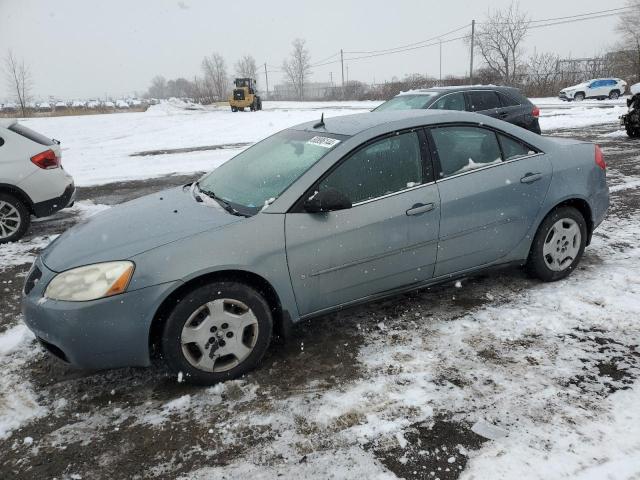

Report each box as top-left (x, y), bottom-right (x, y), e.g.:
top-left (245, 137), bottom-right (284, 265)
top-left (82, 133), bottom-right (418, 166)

top-left (469, 20), bottom-right (475, 85)
top-left (330, 71), bottom-right (333, 85)
top-left (439, 39), bottom-right (442, 85)
top-left (346, 65), bottom-right (349, 84)
top-left (341, 49), bottom-right (345, 87)
top-left (264, 63), bottom-right (269, 98)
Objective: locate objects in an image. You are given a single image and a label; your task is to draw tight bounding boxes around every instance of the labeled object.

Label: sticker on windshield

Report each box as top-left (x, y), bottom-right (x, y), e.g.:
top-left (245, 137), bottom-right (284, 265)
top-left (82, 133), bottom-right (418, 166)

top-left (307, 136), bottom-right (341, 148)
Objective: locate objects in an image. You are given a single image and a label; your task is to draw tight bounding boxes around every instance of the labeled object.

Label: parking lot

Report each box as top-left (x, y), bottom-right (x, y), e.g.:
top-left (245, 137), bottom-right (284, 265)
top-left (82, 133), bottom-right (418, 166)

top-left (1, 106), bottom-right (639, 478)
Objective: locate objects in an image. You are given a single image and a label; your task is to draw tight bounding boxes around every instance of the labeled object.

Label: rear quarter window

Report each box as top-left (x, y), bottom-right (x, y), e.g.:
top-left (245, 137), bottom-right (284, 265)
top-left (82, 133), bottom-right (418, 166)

top-left (497, 92), bottom-right (520, 107)
top-left (8, 123), bottom-right (54, 146)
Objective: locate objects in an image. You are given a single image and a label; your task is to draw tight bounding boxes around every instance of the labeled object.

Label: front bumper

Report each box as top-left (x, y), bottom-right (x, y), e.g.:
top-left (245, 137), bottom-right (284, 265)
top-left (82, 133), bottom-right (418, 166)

top-left (32, 182), bottom-right (75, 218)
top-left (21, 257), bottom-right (180, 369)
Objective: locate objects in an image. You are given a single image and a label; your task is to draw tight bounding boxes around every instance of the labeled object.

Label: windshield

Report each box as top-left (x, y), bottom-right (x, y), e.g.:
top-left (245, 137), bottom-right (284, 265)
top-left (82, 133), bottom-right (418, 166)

top-left (198, 129), bottom-right (345, 215)
top-left (374, 93), bottom-right (439, 111)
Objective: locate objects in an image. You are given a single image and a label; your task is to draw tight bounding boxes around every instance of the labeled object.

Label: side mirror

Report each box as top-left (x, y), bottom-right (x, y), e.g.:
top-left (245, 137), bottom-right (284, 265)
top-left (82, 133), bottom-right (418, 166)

top-left (304, 188), bottom-right (352, 213)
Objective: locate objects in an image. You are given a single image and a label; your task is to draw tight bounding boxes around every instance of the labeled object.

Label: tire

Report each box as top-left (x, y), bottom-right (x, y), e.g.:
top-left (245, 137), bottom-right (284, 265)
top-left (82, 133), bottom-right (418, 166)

top-left (526, 206), bottom-right (587, 282)
top-left (257, 97), bottom-right (262, 111)
top-left (161, 281), bottom-right (273, 385)
top-left (0, 193), bottom-right (30, 244)
top-left (609, 90), bottom-right (620, 100)
top-left (231, 106), bottom-right (237, 112)
top-left (573, 92), bottom-right (585, 102)
top-left (627, 127), bottom-right (640, 138)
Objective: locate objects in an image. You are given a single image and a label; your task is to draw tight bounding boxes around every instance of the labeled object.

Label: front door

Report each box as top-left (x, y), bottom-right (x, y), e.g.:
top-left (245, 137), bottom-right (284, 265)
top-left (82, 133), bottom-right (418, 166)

top-left (285, 130), bottom-right (440, 316)
top-left (428, 125), bottom-right (552, 276)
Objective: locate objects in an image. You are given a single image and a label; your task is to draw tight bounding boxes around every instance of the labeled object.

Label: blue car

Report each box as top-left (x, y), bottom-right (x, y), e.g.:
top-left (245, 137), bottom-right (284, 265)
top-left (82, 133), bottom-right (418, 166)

top-left (23, 110), bottom-right (609, 384)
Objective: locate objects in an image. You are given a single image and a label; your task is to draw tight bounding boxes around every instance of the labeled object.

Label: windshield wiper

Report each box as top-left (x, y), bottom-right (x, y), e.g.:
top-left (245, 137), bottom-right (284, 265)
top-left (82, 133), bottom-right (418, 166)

top-left (194, 182), bottom-right (246, 217)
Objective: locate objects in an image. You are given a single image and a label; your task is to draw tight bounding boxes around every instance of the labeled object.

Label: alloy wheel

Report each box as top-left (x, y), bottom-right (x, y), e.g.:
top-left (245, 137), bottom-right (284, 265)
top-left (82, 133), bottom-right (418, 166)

top-left (0, 200), bottom-right (21, 240)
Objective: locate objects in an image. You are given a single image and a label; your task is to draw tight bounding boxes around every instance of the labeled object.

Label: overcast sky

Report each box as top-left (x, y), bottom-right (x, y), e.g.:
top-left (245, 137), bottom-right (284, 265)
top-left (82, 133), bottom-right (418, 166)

top-left (0, 0), bottom-right (626, 100)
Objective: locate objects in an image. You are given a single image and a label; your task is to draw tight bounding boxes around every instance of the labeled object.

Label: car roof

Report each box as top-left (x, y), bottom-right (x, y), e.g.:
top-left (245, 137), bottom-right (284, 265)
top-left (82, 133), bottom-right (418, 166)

top-left (397, 85), bottom-right (519, 95)
top-left (291, 110), bottom-right (487, 137)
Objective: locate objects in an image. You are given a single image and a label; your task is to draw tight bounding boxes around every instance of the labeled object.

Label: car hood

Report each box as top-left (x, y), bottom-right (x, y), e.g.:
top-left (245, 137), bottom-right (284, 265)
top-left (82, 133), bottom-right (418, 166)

top-left (41, 186), bottom-right (243, 272)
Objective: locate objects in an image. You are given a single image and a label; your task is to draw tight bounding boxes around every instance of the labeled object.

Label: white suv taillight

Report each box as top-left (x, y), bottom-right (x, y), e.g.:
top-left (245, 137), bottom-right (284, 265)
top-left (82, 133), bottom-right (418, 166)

top-left (30, 149), bottom-right (60, 169)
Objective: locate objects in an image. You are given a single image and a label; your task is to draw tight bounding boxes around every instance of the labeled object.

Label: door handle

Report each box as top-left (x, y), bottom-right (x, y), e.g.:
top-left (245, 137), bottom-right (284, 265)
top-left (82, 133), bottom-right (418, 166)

top-left (498, 111), bottom-right (509, 118)
top-left (406, 203), bottom-right (435, 216)
top-left (520, 172), bottom-right (543, 184)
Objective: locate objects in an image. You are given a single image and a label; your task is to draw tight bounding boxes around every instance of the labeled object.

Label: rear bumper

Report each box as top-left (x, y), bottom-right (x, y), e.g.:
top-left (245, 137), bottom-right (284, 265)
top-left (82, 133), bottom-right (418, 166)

top-left (32, 182), bottom-right (75, 217)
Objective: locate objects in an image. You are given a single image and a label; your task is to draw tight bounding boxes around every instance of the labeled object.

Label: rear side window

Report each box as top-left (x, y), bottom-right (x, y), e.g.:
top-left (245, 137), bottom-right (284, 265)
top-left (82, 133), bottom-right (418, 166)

top-left (497, 92), bottom-right (520, 107)
top-left (467, 91), bottom-right (500, 112)
top-left (8, 123), bottom-right (54, 146)
top-left (431, 92), bottom-right (466, 111)
top-left (431, 126), bottom-right (502, 178)
top-left (498, 134), bottom-right (536, 161)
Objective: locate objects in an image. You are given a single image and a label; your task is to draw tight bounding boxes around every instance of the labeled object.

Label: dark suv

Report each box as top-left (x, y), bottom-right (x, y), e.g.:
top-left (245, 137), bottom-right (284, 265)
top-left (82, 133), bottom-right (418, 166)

top-left (374, 86), bottom-right (541, 134)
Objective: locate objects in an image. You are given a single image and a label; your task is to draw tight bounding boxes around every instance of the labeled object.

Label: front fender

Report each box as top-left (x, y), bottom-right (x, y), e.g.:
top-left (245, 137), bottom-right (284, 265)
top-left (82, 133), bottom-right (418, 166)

top-left (129, 213), bottom-right (301, 322)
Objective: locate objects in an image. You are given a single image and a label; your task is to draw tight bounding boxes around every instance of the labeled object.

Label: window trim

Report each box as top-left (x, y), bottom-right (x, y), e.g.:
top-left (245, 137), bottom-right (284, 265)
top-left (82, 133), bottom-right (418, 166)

top-left (289, 128), bottom-right (435, 212)
top-left (425, 122), bottom-right (544, 183)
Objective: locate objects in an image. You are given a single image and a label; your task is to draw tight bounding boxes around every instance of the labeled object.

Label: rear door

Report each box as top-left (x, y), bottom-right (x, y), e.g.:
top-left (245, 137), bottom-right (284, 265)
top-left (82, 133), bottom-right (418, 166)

top-left (428, 124), bottom-right (552, 276)
top-left (465, 90), bottom-right (501, 119)
top-left (285, 129), bottom-right (440, 316)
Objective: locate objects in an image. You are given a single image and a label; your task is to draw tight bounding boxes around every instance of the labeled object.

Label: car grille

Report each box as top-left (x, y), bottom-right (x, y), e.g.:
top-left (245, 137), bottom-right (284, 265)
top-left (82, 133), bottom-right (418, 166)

top-left (24, 265), bottom-right (42, 295)
top-left (233, 89), bottom-right (245, 101)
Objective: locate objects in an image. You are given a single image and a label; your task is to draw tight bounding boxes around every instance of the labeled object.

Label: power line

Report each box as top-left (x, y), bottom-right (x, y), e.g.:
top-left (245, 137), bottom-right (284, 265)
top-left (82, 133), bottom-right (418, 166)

top-left (528, 11), bottom-right (628, 29)
top-left (343, 23), bottom-right (470, 55)
top-left (477, 5), bottom-right (632, 26)
top-left (344, 34), bottom-right (469, 63)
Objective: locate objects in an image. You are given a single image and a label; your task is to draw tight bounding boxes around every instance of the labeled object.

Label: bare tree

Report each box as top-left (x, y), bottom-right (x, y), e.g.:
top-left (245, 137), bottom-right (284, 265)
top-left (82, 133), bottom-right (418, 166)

top-left (4, 50), bottom-right (33, 116)
top-left (148, 75), bottom-right (168, 99)
top-left (475, 1), bottom-right (530, 84)
top-left (616, 0), bottom-right (640, 82)
top-left (282, 39), bottom-right (312, 100)
top-left (235, 55), bottom-right (258, 79)
top-left (202, 53), bottom-right (229, 101)
top-left (525, 51), bottom-right (560, 96)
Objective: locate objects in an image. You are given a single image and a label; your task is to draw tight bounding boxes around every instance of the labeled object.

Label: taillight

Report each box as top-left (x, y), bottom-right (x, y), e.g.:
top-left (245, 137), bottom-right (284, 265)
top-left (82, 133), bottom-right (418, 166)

top-left (595, 145), bottom-right (606, 170)
top-left (30, 149), bottom-right (60, 169)
top-left (532, 105), bottom-right (540, 118)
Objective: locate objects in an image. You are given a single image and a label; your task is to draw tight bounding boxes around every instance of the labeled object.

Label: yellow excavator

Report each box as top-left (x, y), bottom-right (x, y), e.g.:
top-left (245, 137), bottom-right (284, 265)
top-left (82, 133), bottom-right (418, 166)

top-left (229, 78), bottom-right (262, 112)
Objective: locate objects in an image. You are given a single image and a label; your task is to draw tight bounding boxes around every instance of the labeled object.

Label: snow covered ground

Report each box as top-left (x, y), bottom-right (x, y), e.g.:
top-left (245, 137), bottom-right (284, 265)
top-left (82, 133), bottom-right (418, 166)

top-left (2, 105), bottom-right (639, 479)
top-left (19, 98), bottom-right (630, 187)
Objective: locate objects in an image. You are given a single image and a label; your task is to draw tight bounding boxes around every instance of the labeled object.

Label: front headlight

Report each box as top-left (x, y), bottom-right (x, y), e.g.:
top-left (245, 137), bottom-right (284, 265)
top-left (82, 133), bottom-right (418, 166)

top-left (45, 261), bottom-right (135, 302)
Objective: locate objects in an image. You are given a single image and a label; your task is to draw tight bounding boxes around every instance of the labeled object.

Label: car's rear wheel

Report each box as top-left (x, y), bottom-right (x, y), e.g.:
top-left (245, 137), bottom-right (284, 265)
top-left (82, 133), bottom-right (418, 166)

top-left (0, 193), bottom-right (30, 244)
top-left (162, 281), bottom-right (273, 385)
top-left (527, 206), bottom-right (587, 282)
top-left (609, 90), bottom-right (620, 100)
top-left (574, 92), bottom-right (585, 102)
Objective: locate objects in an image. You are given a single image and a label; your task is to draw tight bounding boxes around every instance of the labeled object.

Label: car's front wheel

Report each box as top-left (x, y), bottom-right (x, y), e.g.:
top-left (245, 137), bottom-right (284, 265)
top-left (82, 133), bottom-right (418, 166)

top-left (0, 193), bottom-right (30, 244)
top-left (162, 281), bottom-right (273, 385)
top-left (573, 92), bottom-right (585, 102)
top-left (527, 207), bottom-right (587, 282)
top-left (609, 90), bottom-right (620, 100)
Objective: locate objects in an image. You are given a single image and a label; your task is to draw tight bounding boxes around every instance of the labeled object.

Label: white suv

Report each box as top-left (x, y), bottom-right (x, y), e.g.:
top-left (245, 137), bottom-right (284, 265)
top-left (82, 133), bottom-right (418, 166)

top-left (0, 119), bottom-right (75, 243)
top-left (559, 78), bottom-right (627, 101)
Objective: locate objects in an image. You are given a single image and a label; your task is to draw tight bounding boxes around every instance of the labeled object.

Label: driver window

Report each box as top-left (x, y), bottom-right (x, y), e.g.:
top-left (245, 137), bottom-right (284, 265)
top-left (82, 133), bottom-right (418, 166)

top-left (318, 131), bottom-right (424, 204)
